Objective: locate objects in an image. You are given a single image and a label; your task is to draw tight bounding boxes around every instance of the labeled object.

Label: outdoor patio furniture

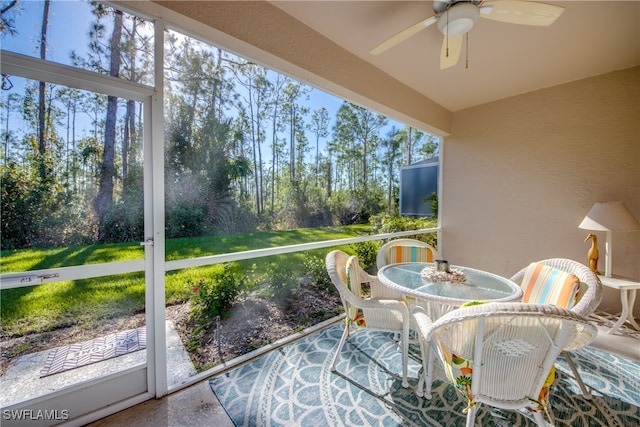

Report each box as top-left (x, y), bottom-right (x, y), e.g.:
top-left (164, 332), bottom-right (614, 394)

top-left (375, 239), bottom-right (442, 302)
top-left (378, 262), bottom-right (523, 398)
top-left (376, 238), bottom-right (441, 270)
top-left (413, 302), bottom-right (598, 427)
top-left (326, 250), bottom-right (410, 387)
top-left (510, 258), bottom-right (602, 399)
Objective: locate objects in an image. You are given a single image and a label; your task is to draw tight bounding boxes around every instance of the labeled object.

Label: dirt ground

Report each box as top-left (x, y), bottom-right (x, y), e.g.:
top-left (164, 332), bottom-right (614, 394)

top-left (173, 282), bottom-right (343, 370)
top-left (0, 282), bottom-right (342, 375)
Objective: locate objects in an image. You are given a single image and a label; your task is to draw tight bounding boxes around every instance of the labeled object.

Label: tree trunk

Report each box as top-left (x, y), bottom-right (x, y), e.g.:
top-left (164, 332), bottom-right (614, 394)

top-left (122, 19), bottom-right (137, 182)
top-left (95, 9), bottom-right (123, 240)
top-left (289, 105), bottom-right (295, 184)
top-left (256, 103), bottom-right (264, 214)
top-left (4, 95), bottom-right (11, 159)
top-left (315, 135), bottom-right (320, 187)
top-left (387, 159), bottom-right (393, 213)
top-left (72, 101), bottom-right (77, 193)
top-left (270, 100), bottom-right (278, 212)
top-left (248, 86), bottom-right (260, 214)
top-left (37, 0), bottom-right (50, 156)
top-left (362, 138), bottom-right (368, 192)
top-left (123, 99), bottom-right (134, 180)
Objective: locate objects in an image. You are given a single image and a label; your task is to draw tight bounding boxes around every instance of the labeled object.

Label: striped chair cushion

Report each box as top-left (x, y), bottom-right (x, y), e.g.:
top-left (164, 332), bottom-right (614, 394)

top-left (345, 256), bottom-right (366, 326)
top-left (388, 245), bottom-right (434, 264)
top-left (521, 262), bottom-right (581, 309)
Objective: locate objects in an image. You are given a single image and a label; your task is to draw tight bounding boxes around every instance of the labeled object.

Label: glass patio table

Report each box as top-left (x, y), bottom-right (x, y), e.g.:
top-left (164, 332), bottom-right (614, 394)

top-left (377, 262), bottom-right (523, 319)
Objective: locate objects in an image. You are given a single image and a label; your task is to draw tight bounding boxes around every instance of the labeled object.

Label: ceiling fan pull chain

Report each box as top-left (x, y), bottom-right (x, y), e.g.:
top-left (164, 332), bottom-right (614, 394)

top-left (445, 8), bottom-right (450, 58)
top-left (465, 32), bottom-right (469, 69)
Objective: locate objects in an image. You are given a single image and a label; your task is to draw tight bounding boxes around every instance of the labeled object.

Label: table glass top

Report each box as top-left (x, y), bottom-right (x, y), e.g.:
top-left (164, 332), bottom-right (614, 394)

top-left (378, 262), bottom-right (521, 303)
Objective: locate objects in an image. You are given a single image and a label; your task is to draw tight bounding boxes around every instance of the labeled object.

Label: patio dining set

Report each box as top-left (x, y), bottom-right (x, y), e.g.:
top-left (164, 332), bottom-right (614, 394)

top-left (325, 239), bottom-right (602, 427)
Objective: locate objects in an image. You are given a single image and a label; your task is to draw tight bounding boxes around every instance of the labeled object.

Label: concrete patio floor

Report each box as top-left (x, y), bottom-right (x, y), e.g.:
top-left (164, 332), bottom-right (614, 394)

top-left (0, 321), bottom-right (196, 408)
top-left (1, 313), bottom-right (637, 426)
top-left (88, 315), bottom-right (639, 427)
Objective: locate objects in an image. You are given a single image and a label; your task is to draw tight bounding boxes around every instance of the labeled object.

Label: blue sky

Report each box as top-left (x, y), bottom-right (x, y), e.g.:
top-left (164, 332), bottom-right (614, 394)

top-left (2, 0), bottom-right (414, 160)
top-left (2, 0), bottom-right (94, 65)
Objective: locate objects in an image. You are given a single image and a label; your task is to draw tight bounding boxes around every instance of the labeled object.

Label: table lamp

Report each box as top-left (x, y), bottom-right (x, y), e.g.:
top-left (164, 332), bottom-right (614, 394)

top-left (578, 201), bottom-right (640, 277)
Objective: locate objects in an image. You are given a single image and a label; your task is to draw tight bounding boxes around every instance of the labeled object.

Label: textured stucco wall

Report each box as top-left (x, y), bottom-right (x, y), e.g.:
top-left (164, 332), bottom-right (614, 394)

top-left (441, 66), bottom-right (640, 315)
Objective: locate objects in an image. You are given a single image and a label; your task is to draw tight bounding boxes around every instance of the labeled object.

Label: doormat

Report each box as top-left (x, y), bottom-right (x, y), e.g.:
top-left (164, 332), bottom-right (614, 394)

top-left (40, 327), bottom-right (146, 377)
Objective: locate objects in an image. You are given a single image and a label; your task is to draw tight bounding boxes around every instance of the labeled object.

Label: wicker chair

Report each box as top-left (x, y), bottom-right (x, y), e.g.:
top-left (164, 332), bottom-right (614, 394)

top-left (376, 238), bottom-right (441, 270)
top-left (375, 239), bottom-right (442, 302)
top-left (510, 258), bottom-right (602, 399)
top-left (413, 302), bottom-right (597, 427)
top-left (326, 250), bottom-right (410, 387)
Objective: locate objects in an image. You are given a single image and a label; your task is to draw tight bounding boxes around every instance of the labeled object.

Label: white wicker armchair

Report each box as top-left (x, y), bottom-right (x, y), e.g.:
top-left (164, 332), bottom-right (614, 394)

top-left (375, 239), bottom-right (441, 301)
top-left (510, 258), bottom-right (602, 318)
top-left (413, 302), bottom-right (597, 427)
top-left (510, 258), bottom-right (602, 399)
top-left (326, 250), bottom-right (410, 387)
top-left (376, 238), bottom-right (441, 270)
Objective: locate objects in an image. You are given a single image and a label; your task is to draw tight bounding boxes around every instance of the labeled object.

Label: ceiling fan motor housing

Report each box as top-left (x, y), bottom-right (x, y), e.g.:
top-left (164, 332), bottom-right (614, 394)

top-left (437, 2), bottom-right (480, 36)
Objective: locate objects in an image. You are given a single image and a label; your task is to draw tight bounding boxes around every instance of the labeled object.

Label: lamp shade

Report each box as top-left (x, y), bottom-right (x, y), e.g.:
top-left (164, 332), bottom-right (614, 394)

top-left (578, 201), bottom-right (640, 232)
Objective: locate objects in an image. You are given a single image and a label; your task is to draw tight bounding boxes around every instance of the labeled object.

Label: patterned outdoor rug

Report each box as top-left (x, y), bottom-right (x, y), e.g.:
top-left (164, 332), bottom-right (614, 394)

top-left (40, 327), bottom-right (146, 377)
top-left (210, 324), bottom-right (640, 427)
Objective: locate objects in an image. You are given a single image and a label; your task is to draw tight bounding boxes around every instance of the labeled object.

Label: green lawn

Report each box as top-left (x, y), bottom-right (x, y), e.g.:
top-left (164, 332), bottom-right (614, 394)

top-left (0, 225), bottom-right (370, 337)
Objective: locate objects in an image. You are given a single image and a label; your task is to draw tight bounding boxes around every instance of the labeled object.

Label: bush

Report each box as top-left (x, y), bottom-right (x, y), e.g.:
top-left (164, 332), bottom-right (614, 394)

top-left (351, 241), bottom-right (380, 272)
top-left (329, 188), bottom-right (385, 226)
top-left (426, 192), bottom-right (438, 219)
top-left (370, 213), bottom-right (438, 248)
top-left (303, 253), bottom-right (333, 291)
top-left (215, 200), bottom-right (259, 234)
top-left (337, 198), bottom-right (362, 225)
top-left (189, 264), bottom-right (249, 345)
top-left (264, 263), bottom-right (299, 305)
top-left (102, 200), bottom-right (144, 243)
top-left (166, 205), bottom-right (207, 238)
top-left (0, 162), bottom-right (37, 249)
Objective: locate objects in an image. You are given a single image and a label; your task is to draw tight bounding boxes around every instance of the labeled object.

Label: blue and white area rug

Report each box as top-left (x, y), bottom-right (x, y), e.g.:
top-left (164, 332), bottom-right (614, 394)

top-left (210, 324), bottom-right (640, 426)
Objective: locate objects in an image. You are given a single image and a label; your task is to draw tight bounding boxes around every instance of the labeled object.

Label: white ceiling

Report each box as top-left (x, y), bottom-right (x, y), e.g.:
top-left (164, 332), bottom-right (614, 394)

top-left (271, 1), bottom-right (640, 112)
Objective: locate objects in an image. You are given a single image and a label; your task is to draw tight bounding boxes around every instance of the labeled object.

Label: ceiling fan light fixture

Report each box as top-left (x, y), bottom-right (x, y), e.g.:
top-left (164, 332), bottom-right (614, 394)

top-left (437, 3), bottom-right (480, 36)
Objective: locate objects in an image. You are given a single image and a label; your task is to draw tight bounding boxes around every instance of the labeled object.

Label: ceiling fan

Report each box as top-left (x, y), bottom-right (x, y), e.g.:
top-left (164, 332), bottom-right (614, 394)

top-left (370, 0), bottom-right (564, 69)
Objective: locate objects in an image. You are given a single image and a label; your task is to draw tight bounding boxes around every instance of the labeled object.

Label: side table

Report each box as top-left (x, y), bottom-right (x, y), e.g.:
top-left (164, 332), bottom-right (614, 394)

top-left (598, 275), bottom-right (640, 335)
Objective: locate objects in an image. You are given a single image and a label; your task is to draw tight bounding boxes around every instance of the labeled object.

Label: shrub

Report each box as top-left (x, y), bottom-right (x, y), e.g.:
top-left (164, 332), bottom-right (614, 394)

top-left (351, 240), bottom-right (380, 272)
top-left (427, 192), bottom-right (439, 219)
top-left (329, 188), bottom-right (385, 226)
top-left (303, 253), bottom-right (333, 291)
top-left (189, 264), bottom-right (246, 324)
top-left (215, 200), bottom-right (259, 234)
top-left (0, 160), bottom-right (96, 249)
top-left (370, 213), bottom-right (438, 248)
top-left (264, 263), bottom-right (298, 305)
top-left (102, 200), bottom-right (144, 243)
top-left (166, 205), bottom-right (207, 238)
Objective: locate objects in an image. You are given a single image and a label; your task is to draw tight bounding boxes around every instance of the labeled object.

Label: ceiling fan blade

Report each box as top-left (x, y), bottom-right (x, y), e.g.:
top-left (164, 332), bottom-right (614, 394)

top-left (480, 1), bottom-right (564, 26)
top-left (440, 35), bottom-right (463, 69)
top-left (370, 16), bottom-right (437, 55)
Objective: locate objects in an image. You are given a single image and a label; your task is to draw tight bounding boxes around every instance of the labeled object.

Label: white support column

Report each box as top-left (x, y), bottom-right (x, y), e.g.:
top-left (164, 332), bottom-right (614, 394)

top-left (145, 19), bottom-right (168, 399)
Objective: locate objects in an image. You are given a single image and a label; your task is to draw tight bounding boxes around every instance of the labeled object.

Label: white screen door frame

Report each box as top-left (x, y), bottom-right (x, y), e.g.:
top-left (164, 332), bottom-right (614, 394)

top-left (0, 37), bottom-right (167, 425)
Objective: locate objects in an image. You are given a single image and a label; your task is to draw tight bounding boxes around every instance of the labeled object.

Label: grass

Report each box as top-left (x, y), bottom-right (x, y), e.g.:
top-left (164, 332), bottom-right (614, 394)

top-left (0, 225), bottom-right (369, 338)
top-left (1, 273), bottom-right (146, 336)
top-left (0, 242), bottom-right (145, 274)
